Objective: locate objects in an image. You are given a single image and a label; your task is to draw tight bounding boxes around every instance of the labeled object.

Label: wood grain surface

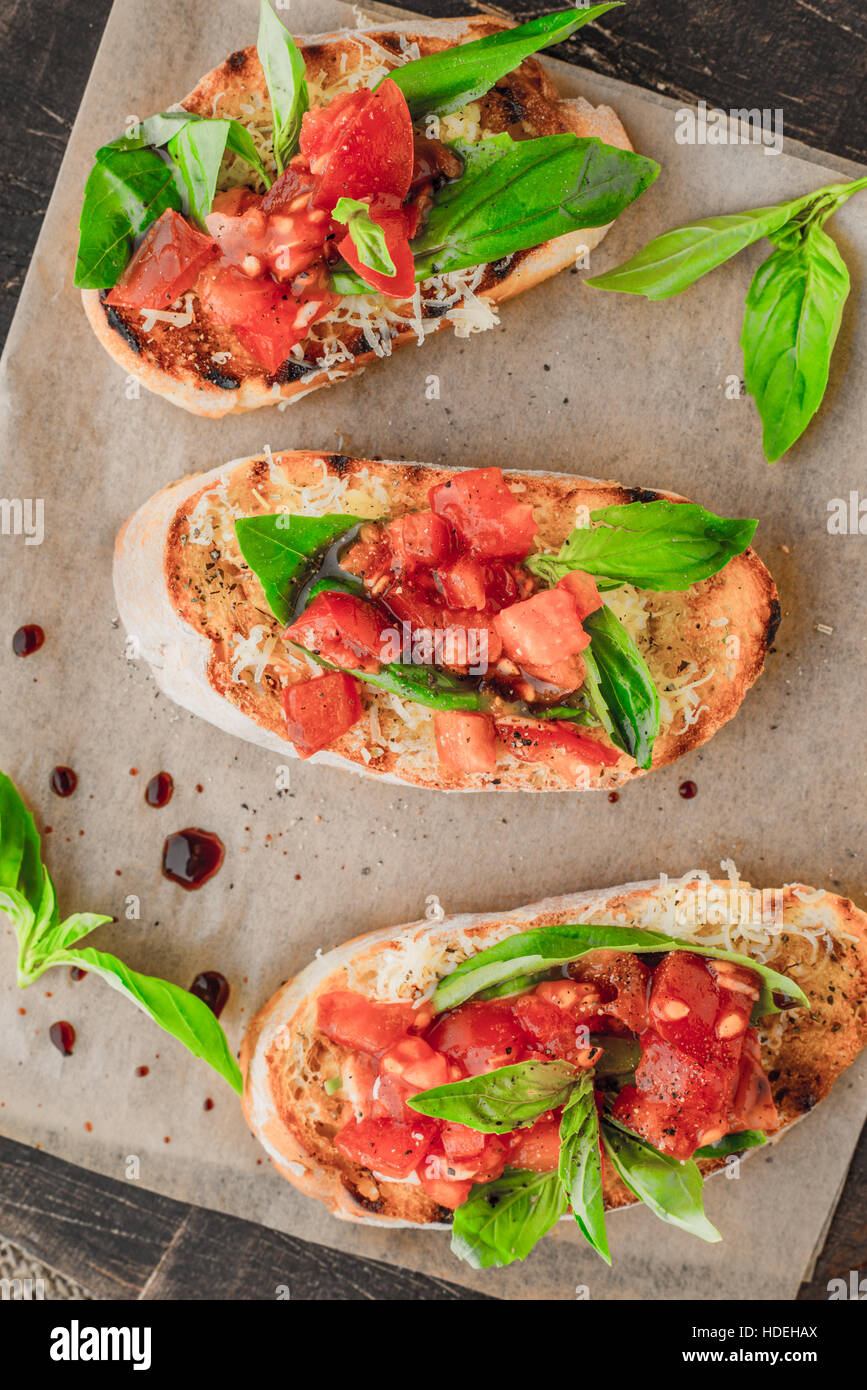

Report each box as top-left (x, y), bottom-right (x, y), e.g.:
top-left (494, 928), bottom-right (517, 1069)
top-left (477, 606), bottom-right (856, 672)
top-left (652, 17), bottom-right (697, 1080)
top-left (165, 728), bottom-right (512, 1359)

top-left (0, 0), bottom-right (863, 1301)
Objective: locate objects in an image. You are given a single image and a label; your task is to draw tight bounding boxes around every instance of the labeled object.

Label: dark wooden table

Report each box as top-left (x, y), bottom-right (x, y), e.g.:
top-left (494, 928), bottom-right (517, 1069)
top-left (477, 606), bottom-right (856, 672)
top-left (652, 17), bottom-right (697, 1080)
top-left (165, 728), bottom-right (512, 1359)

top-left (1, 0), bottom-right (864, 1300)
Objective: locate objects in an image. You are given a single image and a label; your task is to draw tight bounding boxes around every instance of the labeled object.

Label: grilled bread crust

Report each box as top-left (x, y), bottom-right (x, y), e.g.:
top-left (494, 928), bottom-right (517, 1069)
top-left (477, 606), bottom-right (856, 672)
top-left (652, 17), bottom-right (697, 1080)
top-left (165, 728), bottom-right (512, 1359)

top-left (240, 879), bottom-right (867, 1228)
top-left (82, 17), bottom-right (636, 417)
top-left (114, 451), bottom-right (779, 792)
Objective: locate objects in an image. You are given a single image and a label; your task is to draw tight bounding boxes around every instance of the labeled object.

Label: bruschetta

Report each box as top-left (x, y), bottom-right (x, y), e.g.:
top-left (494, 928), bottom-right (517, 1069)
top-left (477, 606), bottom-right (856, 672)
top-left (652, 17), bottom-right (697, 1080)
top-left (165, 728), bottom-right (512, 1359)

top-left (77, 5), bottom-right (657, 417)
top-left (240, 872), bottom-right (867, 1268)
top-left (114, 450), bottom-right (779, 792)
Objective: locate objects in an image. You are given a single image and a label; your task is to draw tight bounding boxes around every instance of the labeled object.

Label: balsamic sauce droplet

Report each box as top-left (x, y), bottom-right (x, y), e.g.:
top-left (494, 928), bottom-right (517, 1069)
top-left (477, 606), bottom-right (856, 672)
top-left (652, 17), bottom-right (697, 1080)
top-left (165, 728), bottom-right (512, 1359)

top-left (145, 772), bottom-right (174, 808)
top-left (678, 780), bottom-right (698, 799)
top-left (203, 1097), bottom-right (214, 1112)
top-left (12, 624), bottom-right (44, 657)
top-left (135, 1065), bottom-right (150, 1077)
top-left (50, 766), bottom-right (77, 798)
top-left (189, 971), bottom-right (230, 1018)
top-left (161, 828), bottom-right (224, 889)
top-left (50, 1021), bottom-right (75, 1056)
top-left (607, 791), bottom-right (620, 803)
top-left (70, 966), bottom-right (87, 982)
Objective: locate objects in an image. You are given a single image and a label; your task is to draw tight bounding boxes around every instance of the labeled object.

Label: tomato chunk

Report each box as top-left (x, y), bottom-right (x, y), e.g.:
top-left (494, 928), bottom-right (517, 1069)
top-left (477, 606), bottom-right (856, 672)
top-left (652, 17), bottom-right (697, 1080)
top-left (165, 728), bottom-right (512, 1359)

top-left (380, 1036), bottom-right (453, 1090)
top-left (496, 720), bottom-right (621, 778)
top-left (434, 710), bottom-right (498, 775)
top-left (568, 950), bottom-right (651, 1035)
top-left (336, 195), bottom-right (417, 299)
top-left (334, 1116), bottom-right (432, 1179)
top-left (422, 1133), bottom-right (508, 1184)
top-left (282, 671), bottom-right (362, 758)
top-left (196, 262), bottom-right (337, 374)
top-left (418, 1173), bottom-right (474, 1209)
top-left (507, 1117), bottom-right (562, 1173)
top-left (429, 468), bottom-right (538, 561)
top-left (206, 181), bottom-right (330, 283)
top-left (437, 555), bottom-right (488, 611)
top-left (385, 511), bottom-right (453, 572)
top-left (494, 588), bottom-right (591, 667)
top-left (441, 1123), bottom-right (486, 1160)
top-left (301, 80), bottom-right (414, 211)
top-left (728, 1030), bottom-right (779, 1133)
top-left (106, 209), bottom-right (218, 310)
top-left (284, 591), bottom-right (387, 673)
top-left (557, 570), bottom-right (604, 620)
top-left (317, 990), bottom-right (415, 1055)
top-left (426, 1000), bottom-right (528, 1075)
top-left (512, 993), bottom-right (590, 1064)
top-left (648, 952), bottom-right (722, 1064)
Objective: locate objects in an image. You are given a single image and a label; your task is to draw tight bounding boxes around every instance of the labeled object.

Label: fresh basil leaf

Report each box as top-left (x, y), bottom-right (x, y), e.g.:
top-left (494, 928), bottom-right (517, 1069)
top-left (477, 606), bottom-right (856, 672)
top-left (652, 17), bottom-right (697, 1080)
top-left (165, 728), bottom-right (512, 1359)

top-left (235, 513), bottom-right (365, 624)
top-left (333, 197), bottom-right (396, 277)
top-left (385, 6), bottom-right (621, 118)
top-left (0, 770), bottom-right (45, 915)
top-left (301, 646), bottom-right (485, 712)
top-left (581, 606), bottom-right (659, 769)
top-left (742, 224), bottom-right (849, 463)
top-left (559, 1074), bottom-right (610, 1263)
top-left (74, 143), bottom-right (182, 288)
top-left (584, 176), bottom-right (867, 300)
top-left (475, 971), bottom-right (549, 1001)
top-left (432, 921), bottom-right (809, 1017)
top-left (601, 1115), bottom-right (721, 1243)
top-left (411, 134), bottom-right (659, 280)
top-left (168, 118), bottom-right (272, 222)
top-left (257, 0), bottom-right (309, 174)
top-left (409, 1059), bottom-right (579, 1131)
top-left (137, 112), bottom-right (271, 190)
top-left (694, 1129), bottom-right (766, 1159)
top-left (36, 946), bottom-right (242, 1094)
top-left (526, 500), bottom-right (757, 591)
top-left (451, 1167), bottom-right (568, 1269)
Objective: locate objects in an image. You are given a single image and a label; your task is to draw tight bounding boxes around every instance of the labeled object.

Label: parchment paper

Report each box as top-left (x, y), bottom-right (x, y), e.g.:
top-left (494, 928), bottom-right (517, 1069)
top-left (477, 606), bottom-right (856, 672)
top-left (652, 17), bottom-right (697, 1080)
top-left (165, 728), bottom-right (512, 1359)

top-left (0, 0), bottom-right (864, 1300)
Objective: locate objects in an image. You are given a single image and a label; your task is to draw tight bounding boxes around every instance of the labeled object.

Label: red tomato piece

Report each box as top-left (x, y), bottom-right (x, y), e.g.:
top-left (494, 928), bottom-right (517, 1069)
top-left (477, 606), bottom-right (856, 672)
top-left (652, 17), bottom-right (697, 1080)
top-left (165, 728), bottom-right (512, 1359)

top-left (334, 1116), bottom-right (433, 1179)
top-left (496, 720), bottom-right (621, 778)
top-left (429, 468), bottom-right (538, 561)
top-left (727, 1030), bottom-right (779, 1133)
top-left (557, 570), bottom-right (604, 620)
top-left (648, 952), bottom-right (723, 1065)
top-left (437, 555), bottom-right (488, 611)
top-left (379, 1036), bottom-right (453, 1091)
top-left (336, 195), bottom-right (417, 299)
top-left (512, 993), bottom-right (597, 1065)
top-left (422, 1134), bottom-right (508, 1184)
top-left (519, 655), bottom-right (587, 696)
top-left (385, 511), bottom-right (453, 572)
top-left (434, 710), bottom-right (498, 775)
top-left (284, 591), bottom-right (387, 673)
top-left (507, 1117), bottom-right (562, 1173)
top-left (621, 1030), bottom-right (740, 1158)
top-left (196, 263), bottom-right (337, 374)
top-left (316, 989), bottom-right (415, 1056)
top-left (207, 181), bottom-right (330, 284)
top-left (494, 588), bottom-right (591, 667)
top-left (418, 1174), bottom-right (473, 1209)
top-left (568, 950), bottom-right (651, 1035)
top-left (282, 671), bottom-right (362, 758)
top-left (301, 80), bottom-right (414, 211)
top-left (106, 209), bottom-right (218, 310)
top-left (441, 1123), bottom-right (486, 1160)
top-left (425, 1000), bottom-right (528, 1075)
top-left (384, 583), bottom-right (502, 671)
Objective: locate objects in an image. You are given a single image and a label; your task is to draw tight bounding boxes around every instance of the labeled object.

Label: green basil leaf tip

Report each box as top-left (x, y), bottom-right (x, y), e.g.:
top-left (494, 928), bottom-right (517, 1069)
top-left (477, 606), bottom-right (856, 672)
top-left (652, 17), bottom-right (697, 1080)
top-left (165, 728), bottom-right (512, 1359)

top-left (559, 1074), bottom-right (610, 1263)
top-left (74, 144), bottom-right (183, 289)
top-left (451, 1167), bottom-right (568, 1270)
top-left (601, 1115), bottom-right (721, 1243)
top-left (694, 1129), bottom-right (766, 1159)
top-left (333, 198), bottom-right (396, 277)
top-left (257, 0), bottom-right (309, 174)
top-left (385, 6), bottom-right (623, 118)
top-left (408, 1059), bottom-right (580, 1131)
top-left (582, 606), bottom-right (659, 769)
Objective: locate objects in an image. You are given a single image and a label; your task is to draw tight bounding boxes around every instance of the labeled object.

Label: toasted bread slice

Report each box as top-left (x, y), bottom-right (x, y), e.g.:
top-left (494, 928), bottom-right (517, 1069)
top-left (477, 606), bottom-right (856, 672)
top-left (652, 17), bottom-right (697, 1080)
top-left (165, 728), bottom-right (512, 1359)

top-left (114, 450), bottom-right (779, 792)
top-left (240, 875), bottom-right (867, 1228)
top-left (81, 17), bottom-right (636, 417)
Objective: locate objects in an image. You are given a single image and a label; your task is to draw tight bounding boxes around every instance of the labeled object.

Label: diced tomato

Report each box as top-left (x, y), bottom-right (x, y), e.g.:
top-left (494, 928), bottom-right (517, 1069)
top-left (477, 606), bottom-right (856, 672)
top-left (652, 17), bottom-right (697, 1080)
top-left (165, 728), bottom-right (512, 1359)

top-left (649, 953), bottom-right (724, 1065)
top-left (429, 468), bottom-right (538, 561)
top-left (568, 951), bottom-right (651, 1035)
top-left (507, 1117), bottom-right (561, 1173)
top-left (519, 655), bottom-right (587, 696)
top-left (334, 1116), bottom-right (433, 1179)
top-left (336, 194), bottom-right (417, 299)
top-left (418, 1173), bottom-right (474, 1209)
top-left (284, 591), bottom-right (387, 673)
top-left (379, 1036), bottom-right (453, 1091)
top-left (496, 720), bottom-right (621, 778)
top-left (434, 710), bottom-right (498, 775)
top-left (317, 990), bottom-right (415, 1056)
top-left (422, 1133), bottom-right (508, 1184)
top-left (426, 1001), bottom-right (528, 1075)
top-left (385, 511), bottom-right (453, 573)
top-left (106, 209), bottom-right (218, 310)
top-left (437, 555), bottom-right (488, 611)
top-left (196, 262), bottom-right (337, 374)
top-left (206, 181), bottom-right (330, 283)
top-left (618, 1030), bottom-right (740, 1158)
top-left (301, 80), bottom-right (414, 211)
top-left (384, 583), bottom-right (502, 671)
top-left (512, 993), bottom-right (597, 1065)
top-left (441, 1123), bottom-right (486, 1160)
top-left (557, 570), bottom-right (604, 621)
top-left (282, 671), bottom-right (362, 758)
top-left (728, 1030), bottom-right (779, 1133)
top-left (494, 588), bottom-right (590, 667)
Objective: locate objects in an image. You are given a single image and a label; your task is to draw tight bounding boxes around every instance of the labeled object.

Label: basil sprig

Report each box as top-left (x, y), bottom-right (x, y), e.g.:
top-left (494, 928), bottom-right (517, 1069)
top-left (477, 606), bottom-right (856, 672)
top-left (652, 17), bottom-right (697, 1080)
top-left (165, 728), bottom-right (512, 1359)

top-left (582, 606), bottom-right (659, 769)
top-left (409, 1059), bottom-right (580, 1130)
top-left (411, 134), bottom-right (659, 281)
top-left (432, 921), bottom-right (809, 1017)
top-left (332, 198), bottom-right (396, 278)
top-left (559, 1075), bottom-right (610, 1262)
top-left (452, 1168), bottom-right (568, 1269)
top-left (257, 0), bottom-right (309, 174)
top-left (601, 1115), bottom-right (721, 1242)
top-left (0, 771), bottom-right (242, 1094)
top-left (384, 5), bottom-right (621, 118)
top-left (586, 175), bottom-right (867, 461)
top-left (525, 500), bottom-right (758, 591)
top-left (234, 513), bottom-right (365, 625)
